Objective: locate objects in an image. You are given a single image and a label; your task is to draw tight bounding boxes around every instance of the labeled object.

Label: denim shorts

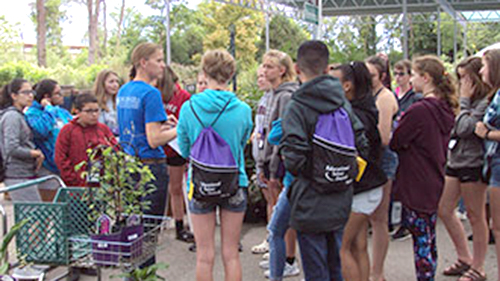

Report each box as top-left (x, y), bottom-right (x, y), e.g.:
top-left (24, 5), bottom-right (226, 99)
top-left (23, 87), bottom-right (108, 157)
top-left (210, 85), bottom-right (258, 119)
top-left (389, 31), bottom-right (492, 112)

top-left (188, 188), bottom-right (247, 214)
top-left (381, 146), bottom-right (399, 180)
top-left (488, 156), bottom-right (500, 187)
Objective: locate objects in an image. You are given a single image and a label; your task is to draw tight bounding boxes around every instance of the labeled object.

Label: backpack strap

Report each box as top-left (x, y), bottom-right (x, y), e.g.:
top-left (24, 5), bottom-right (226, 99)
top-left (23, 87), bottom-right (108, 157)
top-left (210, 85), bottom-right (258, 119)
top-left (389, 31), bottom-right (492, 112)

top-left (190, 101), bottom-right (205, 127)
top-left (210, 100), bottom-right (231, 127)
top-left (190, 99), bottom-right (232, 128)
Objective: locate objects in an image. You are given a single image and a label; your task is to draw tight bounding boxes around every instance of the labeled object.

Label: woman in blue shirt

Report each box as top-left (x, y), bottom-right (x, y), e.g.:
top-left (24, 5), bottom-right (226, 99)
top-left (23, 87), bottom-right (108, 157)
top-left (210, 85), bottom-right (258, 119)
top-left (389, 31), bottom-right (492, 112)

top-left (117, 42), bottom-right (177, 267)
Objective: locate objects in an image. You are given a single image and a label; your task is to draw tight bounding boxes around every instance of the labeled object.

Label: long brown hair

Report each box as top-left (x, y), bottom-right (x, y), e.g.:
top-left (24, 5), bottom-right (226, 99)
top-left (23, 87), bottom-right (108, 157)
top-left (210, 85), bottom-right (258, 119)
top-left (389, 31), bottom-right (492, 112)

top-left (455, 56), bottom-right (491, 103)
top-left (93, 69), bottom-right (120, 112)
top-left (483, 49), bottom-right (500, 92)
top-left (157, 65), bottom-right (179, 103)
top-left (413, 55), bottom-right (458, 111)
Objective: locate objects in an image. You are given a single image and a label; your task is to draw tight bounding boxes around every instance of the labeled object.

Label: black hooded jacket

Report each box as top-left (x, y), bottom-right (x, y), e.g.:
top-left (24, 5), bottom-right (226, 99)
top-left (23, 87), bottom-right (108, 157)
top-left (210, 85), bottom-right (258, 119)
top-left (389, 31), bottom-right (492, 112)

top-left (351, 94), bottom-right (388, 194)
top-left (281, 75), bottom-right (369, 233)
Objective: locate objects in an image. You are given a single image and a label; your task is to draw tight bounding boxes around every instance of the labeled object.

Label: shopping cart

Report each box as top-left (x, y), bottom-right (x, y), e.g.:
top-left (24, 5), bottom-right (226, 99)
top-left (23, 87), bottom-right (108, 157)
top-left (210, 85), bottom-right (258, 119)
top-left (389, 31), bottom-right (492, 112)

top-left (0, 175), bottom-right (170, 281)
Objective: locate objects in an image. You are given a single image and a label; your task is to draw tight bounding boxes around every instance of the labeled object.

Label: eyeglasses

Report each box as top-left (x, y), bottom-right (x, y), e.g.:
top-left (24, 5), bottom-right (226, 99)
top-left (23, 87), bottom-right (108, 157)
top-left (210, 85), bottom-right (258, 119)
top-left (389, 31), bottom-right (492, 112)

top-left (17, 90), bottom-right (35, 95)
top-left (81, 109), bottom-right (100, 114)
top-left (394, 71), bottom-right (409, 77)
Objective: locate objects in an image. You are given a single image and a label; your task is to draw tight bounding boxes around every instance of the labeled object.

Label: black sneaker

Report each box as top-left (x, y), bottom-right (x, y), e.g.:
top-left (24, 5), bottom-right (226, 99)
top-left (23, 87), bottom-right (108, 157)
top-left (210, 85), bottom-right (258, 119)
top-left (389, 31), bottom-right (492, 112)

top-left (176, 229), bottom-right (195, 243)
top-left (391, 226), bottom-right (411, 241)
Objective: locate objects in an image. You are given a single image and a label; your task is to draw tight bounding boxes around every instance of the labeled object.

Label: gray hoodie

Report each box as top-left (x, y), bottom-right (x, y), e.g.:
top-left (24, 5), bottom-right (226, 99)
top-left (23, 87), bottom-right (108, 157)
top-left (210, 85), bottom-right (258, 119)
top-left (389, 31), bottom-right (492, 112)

top-left (0, 107), bottom-right (37, 178)
top-left (256, 81), bottom-right (299, 178)
top-left (447, 97), bottom-right (489, 169)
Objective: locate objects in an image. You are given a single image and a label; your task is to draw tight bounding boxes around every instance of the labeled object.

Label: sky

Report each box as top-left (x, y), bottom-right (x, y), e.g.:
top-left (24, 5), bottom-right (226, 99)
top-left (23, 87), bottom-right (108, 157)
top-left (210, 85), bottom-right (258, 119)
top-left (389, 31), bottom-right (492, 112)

top-left (1, 0), bottom-right (201, 46)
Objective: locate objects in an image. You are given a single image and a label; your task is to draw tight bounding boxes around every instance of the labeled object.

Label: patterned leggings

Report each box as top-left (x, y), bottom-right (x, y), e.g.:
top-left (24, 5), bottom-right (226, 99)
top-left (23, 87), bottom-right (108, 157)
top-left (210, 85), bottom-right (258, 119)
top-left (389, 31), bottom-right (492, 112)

top-left (404, 205), bottom-right (437, 281)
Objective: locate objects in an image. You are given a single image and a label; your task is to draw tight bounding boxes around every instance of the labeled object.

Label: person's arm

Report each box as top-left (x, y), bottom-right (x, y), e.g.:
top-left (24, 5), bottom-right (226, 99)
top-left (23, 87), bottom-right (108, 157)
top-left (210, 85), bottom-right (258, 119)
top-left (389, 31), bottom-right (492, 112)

top-left (176, 103), bottom-right (191, 159)
top-left (145, 120), bottom-right (177, 149)
top-left (455, 97), bottom-right (489, 138)
top-left (376, 91), bottom-right (398, 146)
top-left (25, 106), bottom-right (57, 139)
top-left (4, 114), bottom-right (36, 160)
top-left (475, 121), bottom-right (500, 142)
top-left (390, 106), bottom-right (422, 151)
top-left (55, 126), bottom-right (79, 186)
top-left (144, 90), bottom-right (177, 149)
top-left (269, 92), bottom-right (292, 179)
top-left (280, 104), bottom-right (311, 177)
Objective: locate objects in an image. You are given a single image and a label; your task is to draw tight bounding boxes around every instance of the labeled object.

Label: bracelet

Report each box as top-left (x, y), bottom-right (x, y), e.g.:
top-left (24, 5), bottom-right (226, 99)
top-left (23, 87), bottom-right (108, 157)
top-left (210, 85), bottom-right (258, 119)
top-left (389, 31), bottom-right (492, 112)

top-left (485, 129), bottom-right (491, 140)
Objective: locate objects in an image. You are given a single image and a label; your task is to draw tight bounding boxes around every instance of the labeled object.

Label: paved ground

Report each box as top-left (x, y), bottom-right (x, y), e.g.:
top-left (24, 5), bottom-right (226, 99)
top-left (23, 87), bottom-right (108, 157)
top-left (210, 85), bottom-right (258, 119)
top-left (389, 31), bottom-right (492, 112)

top-left (0, 195), bottom-right (498, 281)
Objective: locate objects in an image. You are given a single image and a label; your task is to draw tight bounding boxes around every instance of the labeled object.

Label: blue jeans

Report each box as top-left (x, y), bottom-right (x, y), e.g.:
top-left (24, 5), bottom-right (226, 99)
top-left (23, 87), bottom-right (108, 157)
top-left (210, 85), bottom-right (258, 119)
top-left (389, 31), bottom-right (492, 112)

top-left (142, 162), bottom-right (169, 267)
top-left (267, 186), bottom-right (291, 281)
top-left (297, 229), bottom-right (344, 281)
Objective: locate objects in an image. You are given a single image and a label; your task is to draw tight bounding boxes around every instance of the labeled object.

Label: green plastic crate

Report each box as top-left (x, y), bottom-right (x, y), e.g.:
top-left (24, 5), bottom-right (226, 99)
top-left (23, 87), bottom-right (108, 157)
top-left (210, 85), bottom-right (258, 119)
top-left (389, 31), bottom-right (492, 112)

top-left (14, 188), bottom-right (94, 265)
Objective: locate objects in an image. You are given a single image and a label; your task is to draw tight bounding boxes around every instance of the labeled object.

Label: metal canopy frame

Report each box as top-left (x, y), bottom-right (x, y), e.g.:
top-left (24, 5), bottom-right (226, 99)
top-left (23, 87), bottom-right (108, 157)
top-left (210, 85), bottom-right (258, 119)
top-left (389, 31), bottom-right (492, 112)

top-left (161, 0), bottom-right (500, 64)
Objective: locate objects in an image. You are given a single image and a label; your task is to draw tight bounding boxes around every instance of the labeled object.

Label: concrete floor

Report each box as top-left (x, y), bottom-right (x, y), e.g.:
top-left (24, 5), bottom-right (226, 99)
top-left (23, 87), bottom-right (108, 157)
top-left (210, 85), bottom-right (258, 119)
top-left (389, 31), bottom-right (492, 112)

top-left (0, 195), bottom-right (498, 281)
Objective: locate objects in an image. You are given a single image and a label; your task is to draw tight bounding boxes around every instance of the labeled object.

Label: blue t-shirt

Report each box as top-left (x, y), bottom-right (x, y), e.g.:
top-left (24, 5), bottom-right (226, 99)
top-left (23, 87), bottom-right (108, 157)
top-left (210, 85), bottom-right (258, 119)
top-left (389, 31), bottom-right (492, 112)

top-left (117, 81), bottom-right (167, 159)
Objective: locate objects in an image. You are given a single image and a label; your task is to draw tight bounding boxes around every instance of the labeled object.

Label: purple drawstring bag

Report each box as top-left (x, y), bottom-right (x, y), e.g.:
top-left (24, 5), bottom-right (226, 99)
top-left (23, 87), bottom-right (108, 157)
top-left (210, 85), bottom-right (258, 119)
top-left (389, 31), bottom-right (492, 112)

top-left (189, 101), bottom-right (239, 202)
top-left (311, 107), bottom-right (358, 193)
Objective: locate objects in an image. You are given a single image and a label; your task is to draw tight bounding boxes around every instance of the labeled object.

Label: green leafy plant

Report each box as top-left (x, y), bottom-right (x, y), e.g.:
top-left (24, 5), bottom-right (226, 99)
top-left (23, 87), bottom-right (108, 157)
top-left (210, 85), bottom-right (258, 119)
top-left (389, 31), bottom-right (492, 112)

top-left (76, 145), bottom-right (156, 231)
top-left (0, 218), bottom-right (29, 275)
top-left (112, 263), bottom-right (168, 281)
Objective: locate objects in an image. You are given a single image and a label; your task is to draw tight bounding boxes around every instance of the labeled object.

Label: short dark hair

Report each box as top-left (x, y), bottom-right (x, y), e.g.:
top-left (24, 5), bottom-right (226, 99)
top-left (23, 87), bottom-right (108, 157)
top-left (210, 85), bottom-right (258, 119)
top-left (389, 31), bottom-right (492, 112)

top-left (297, 40), bottom-right (329, 77)
top-left (34, 79), bottom-right (58, 102)
top-left (74, 93), bottom-right (98, 111)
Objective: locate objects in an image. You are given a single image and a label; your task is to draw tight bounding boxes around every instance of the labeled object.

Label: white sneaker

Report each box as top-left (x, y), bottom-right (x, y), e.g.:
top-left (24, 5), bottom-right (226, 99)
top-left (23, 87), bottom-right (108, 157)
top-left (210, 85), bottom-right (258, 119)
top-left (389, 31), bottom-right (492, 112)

top-left (259, 260), bottom-right (270, 269)
top-left (455, 208), bottom-right (467, 221)
top-left (251, 239), bottom-right (269, 254)
top-left (264, 261), bottom-right (300, 278)
top-left (262, 252), bottom-right (270, 260)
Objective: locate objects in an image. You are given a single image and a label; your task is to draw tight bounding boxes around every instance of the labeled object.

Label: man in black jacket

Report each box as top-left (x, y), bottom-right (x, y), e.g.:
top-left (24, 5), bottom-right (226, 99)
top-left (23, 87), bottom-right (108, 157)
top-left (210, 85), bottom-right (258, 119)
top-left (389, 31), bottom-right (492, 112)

top-left (280, 41), bottom-right (368, 281)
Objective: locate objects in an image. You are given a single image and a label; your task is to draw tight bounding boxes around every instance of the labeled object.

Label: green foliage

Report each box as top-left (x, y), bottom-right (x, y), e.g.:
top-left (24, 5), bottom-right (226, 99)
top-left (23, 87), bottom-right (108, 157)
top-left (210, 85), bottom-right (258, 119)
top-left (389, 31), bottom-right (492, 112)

top-left (0, 218), bottom-right (29, 275)
top-left (112, 262), bottom-right (168, 281)
top-left (256, 15), bottom-right (309, 60)
top-left (30, 0), bottom-right (67, 56)
top-left (0, 16), bottom-right (23, 65)
top-left (76, 146), bottom-right (156, 226)
top-left (199, 1), bottom-right (264, 70)
top-left (0, 61), bottom-right (50, 87)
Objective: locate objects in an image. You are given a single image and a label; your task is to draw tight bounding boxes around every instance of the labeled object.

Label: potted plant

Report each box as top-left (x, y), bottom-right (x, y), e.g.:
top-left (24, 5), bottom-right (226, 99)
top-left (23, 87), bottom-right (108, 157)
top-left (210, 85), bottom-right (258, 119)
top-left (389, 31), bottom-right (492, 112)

top-left (76, 145), bottom-right (156, 265)
top-left (112, 263), bottom-right (168, 281)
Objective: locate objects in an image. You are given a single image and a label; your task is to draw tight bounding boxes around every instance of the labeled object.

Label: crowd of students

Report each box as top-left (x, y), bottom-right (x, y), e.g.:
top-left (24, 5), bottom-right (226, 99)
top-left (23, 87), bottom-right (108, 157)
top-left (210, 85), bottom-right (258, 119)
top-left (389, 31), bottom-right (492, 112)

top-left (1, 40), bottom-right (500, 281)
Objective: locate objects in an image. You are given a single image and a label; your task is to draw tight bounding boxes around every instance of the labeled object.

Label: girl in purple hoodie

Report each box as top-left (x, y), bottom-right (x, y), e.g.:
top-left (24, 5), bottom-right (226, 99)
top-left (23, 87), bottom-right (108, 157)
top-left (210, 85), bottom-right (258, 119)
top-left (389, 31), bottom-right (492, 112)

top-left (390, 55), bottom-right (456, 281)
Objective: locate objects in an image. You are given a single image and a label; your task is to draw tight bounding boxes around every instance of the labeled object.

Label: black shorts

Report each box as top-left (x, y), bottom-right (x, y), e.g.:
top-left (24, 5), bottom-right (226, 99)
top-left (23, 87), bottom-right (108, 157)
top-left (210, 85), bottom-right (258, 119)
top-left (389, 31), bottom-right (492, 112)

top-left (445, 166), bottom-right (484, 183)
top-left (167, 156), bottom-right (187, 166)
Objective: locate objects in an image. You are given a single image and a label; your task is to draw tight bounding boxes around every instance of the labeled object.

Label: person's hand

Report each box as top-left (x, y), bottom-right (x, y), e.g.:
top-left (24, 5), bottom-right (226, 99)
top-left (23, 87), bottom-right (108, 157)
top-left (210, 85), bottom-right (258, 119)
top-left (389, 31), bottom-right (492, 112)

top-left (40, 98), bottom-right (52, 107)
top-left (166, 114), bottom-right (178, 127)
top-left (31, 150), bottom-right (45, 171)
top-left (475, 122), bottom-right (489, 139)
top-left (460, 76), bottom-right (474, 99)
top-left (267, 178), bottom-right (282, 191)
top-left (258, 172), bottom-right (269, 185)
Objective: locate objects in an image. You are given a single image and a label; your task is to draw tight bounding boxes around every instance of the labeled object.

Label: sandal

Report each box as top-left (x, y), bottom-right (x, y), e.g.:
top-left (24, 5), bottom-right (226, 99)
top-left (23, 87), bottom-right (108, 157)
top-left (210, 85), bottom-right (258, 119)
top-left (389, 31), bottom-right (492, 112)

top-left (443, 260), bottom-right (471, 276)
top-left (458, 268), bottom-right (487, 281)
top-left (251, 239), bottom-right (269, 254)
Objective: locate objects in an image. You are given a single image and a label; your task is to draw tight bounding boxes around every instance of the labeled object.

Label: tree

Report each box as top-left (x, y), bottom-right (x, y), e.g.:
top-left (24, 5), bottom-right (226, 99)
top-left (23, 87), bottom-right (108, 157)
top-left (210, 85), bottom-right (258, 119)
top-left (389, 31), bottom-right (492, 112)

top-left (32, 0), bottom-right (67, 67)
top-left (87, 0), bottom-right (101, 64)
top-left (256, 14), bottom-right (309, 61)
top-left (199, 1), bottom-right (264, 70)
top-left (36, 0), bottom-right (47, 67)
top-left (115, 0), bottom-right (126, 48)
